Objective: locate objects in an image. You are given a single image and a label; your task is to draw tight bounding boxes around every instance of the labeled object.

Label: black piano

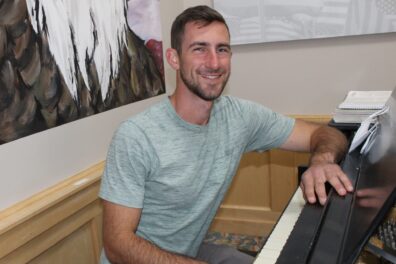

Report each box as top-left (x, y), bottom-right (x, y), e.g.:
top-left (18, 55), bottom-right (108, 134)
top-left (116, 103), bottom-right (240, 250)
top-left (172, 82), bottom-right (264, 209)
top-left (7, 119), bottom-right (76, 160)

top-left (255, 89), bottom-right (396, 264)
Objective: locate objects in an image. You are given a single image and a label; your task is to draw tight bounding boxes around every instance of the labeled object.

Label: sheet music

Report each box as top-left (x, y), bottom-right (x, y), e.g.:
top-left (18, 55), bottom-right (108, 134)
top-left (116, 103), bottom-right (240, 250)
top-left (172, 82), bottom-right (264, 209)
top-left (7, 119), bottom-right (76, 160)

top-left (339, 91), bottom-right (392, 110)
top-left (349, 106), bottom-right (389, 153)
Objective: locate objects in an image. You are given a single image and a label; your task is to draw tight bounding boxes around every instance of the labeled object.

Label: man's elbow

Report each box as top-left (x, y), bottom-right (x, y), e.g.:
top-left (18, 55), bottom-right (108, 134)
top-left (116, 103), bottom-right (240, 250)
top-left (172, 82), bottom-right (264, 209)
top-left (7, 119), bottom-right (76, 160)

top-left (103, 237), bottom-right (124, 263)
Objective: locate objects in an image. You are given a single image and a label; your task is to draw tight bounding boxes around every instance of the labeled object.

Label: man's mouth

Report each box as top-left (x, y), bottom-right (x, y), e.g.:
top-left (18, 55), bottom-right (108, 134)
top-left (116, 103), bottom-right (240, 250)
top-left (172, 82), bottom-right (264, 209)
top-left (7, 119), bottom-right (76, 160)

top-left (202, 74), bottom-right (221, 79)
top-left (200, 71), bottom-right (223, 80)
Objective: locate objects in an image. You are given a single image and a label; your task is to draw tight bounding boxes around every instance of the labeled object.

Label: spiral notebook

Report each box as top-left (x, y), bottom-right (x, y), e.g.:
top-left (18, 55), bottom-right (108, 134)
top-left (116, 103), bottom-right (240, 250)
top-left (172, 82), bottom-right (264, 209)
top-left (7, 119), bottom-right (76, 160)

top-left (338, 91), bottom-right (392, 110)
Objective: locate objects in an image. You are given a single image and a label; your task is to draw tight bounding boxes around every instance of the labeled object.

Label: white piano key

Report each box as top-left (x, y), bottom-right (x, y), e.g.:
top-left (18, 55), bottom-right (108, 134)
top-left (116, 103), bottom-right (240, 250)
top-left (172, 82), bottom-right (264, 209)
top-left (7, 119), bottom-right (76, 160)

top-left (254, 188), bottom-right (305, 264)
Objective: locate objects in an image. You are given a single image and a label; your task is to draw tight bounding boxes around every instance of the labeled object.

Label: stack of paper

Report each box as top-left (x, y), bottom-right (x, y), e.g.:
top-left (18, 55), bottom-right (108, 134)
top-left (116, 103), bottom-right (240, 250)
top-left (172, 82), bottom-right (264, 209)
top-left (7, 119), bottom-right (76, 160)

top-left (333, 91), bottom-right (392, 123)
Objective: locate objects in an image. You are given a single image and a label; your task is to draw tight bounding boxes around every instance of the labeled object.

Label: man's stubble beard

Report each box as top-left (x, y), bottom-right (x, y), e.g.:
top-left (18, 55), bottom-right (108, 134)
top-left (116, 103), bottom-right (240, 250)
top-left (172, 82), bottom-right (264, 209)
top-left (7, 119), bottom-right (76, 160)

top-left (179, 68), bottom-right (230, 102)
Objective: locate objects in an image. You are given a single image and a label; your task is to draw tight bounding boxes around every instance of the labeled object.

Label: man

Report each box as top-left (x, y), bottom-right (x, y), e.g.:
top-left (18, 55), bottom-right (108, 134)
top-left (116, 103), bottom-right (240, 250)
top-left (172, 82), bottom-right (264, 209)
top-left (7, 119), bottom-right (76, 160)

top-left (99, 5), bottom-right (353, 264)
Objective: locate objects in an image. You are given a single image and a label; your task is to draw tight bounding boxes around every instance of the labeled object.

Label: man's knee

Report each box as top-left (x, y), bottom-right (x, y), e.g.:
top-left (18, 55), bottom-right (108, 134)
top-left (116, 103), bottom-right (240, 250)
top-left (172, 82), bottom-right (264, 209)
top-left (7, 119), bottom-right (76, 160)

top-left (196, 243), bottom-right (254, 264)
top-left (217, 246), bottom-right (254, 264)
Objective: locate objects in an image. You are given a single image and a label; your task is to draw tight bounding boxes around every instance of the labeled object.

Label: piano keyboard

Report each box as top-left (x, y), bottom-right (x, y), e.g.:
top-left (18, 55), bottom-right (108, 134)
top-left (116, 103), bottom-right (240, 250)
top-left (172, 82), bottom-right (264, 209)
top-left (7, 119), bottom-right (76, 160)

top-left (254, 188), bottom-right (305, 263)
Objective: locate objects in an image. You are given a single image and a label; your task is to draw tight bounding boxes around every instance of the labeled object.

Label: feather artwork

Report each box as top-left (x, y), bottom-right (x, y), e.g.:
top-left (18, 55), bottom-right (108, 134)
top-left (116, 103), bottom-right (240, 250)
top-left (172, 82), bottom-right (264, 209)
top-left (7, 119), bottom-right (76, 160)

top-left (0, 0), bottom-right (165, 144)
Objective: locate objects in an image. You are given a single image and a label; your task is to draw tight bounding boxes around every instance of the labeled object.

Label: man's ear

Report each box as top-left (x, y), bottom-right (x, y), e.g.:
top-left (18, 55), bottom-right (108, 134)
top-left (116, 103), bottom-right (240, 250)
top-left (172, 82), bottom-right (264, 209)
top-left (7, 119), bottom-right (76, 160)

top-left (166, 48), bottom-right (180, 70)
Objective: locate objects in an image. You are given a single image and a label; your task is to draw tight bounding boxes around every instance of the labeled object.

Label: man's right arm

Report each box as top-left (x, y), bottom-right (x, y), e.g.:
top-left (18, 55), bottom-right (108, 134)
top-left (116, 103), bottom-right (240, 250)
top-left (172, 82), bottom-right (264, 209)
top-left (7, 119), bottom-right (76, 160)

top-left (102, 200), bottom-right (206, 264)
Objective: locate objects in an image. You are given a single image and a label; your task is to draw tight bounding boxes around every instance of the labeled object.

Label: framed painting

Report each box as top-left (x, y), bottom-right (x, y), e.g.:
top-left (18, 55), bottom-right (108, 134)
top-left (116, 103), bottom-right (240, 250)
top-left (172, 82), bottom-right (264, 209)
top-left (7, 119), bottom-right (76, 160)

top-left (214, 0), bottom-right (396, 45)
top-left (0, 0), bottom-right (165, 144)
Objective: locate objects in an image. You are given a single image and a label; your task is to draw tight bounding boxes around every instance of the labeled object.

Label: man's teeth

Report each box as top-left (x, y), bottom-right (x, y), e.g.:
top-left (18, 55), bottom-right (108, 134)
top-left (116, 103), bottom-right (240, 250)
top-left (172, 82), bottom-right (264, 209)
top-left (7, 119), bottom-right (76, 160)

top-left (203, 74), bottom-right (220, 79)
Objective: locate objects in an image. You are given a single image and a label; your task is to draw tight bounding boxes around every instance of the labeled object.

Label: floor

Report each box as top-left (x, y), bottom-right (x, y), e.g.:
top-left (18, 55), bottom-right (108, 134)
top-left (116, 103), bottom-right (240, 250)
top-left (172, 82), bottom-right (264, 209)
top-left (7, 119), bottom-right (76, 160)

top-left (203, 232), bottom-right (383, 263)
top-left (204, 231), bottom-right (266, 256)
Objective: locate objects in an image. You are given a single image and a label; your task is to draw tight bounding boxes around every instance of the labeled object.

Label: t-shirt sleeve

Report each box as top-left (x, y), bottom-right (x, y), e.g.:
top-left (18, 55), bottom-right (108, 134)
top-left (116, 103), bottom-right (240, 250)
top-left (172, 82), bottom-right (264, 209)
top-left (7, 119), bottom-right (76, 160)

top-left (238, 99), bottom-right (295, 152)
top-left (99, 121), bottom-right (156, 208)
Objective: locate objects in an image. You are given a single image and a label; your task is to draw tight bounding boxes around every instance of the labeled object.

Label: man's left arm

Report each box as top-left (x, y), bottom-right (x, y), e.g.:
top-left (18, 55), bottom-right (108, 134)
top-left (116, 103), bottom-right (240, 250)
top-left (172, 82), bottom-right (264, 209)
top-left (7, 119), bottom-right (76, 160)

top-left (280, 119), bottom-right (354, 205)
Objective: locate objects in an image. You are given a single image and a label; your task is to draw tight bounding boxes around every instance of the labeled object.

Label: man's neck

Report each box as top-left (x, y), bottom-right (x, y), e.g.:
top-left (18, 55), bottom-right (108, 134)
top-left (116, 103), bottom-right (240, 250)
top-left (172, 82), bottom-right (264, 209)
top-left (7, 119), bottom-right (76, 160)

top-left (169, 92), bottom-right (214, 126)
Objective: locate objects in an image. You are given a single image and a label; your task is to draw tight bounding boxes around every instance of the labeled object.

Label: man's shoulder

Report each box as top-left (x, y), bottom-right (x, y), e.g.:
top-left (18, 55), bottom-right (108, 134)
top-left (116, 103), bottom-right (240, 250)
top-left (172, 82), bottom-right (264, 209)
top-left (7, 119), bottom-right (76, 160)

top-left (215, 95), bottom-right (242, 109)
top-left (125, 99), bottom-right (168, 125)
top-left (113, 99), bottom-right (168, 138)
top-left (215, 95), bottom-right (264, 113)
top-left (218, 95), bottom-right (262, 105)
top-left (217, 95), bottom-right (241, 104)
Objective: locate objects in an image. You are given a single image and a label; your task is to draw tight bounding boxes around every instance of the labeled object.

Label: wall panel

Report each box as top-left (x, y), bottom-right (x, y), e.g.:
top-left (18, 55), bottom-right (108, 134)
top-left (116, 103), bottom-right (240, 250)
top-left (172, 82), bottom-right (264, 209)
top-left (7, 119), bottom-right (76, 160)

top-left (0, 163), bottom-right (104, 263)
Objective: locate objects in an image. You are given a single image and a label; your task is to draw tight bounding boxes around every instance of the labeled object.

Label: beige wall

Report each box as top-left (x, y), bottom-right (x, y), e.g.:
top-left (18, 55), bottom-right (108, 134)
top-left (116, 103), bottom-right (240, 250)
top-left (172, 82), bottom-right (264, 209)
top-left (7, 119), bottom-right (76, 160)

top-left (1, 0), bottom-right (396, 211)
top-left (0, 96), bottom-right (165, 211)
top-left (227, 33), bottom-right (396, 114)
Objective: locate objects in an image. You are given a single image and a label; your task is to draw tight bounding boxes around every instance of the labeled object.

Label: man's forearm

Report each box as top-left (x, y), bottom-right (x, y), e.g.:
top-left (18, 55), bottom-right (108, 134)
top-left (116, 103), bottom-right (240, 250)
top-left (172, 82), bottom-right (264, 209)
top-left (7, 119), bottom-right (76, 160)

top-left (105, 233), bottom-right (206, 264)
top-left (309, 125), bottom-right (348, 165)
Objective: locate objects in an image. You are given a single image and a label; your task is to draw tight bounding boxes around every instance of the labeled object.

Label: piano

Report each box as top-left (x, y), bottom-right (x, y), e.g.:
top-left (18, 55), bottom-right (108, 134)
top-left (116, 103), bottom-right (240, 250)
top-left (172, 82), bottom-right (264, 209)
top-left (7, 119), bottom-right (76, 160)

top-left (255, 88), bottom-right (396, 264)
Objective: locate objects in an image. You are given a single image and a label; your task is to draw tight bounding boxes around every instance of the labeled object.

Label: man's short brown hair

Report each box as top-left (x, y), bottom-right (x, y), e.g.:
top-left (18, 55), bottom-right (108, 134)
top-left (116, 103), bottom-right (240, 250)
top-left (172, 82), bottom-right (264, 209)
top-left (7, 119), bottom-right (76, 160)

top-left (171, 5), bottom-right (230, 54)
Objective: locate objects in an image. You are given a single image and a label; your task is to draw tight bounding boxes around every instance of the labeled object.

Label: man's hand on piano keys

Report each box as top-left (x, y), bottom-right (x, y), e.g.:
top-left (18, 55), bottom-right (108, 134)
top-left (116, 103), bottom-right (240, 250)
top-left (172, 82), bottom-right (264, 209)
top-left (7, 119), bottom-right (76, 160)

top-left (300, 162), bottom-right (354, 205)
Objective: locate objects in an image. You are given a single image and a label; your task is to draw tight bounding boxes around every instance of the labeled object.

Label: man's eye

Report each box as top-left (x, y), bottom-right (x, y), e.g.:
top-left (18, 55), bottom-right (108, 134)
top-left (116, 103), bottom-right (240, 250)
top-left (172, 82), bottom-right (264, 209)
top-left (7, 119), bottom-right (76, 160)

top-left (218, 48), bottom-right (231, 54)
top-left (193, 47), bottom-right (205, 52)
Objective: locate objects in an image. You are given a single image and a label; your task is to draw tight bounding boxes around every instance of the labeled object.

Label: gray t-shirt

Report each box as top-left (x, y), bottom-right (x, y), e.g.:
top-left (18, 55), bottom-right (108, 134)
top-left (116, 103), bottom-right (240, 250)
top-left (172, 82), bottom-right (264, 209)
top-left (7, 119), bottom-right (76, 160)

top-left (99, 96), bottom-right (294, 261)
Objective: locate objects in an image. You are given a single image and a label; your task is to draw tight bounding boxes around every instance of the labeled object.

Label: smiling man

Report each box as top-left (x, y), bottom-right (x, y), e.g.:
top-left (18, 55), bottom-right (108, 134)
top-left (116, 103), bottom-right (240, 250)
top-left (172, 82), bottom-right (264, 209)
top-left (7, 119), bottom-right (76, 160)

top-left (174, 21), bottom-right (231, 101)
top-left (99, 5), bottom-right (353, 264)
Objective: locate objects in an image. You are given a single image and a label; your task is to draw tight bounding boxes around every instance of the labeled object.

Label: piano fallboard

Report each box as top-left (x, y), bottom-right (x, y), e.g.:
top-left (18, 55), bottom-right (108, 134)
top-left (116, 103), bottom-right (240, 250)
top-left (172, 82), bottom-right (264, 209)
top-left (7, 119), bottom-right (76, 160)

top-left (255, 147), bottom-right (396, 263)
top-left (256, 88), bottom-right (396, 263)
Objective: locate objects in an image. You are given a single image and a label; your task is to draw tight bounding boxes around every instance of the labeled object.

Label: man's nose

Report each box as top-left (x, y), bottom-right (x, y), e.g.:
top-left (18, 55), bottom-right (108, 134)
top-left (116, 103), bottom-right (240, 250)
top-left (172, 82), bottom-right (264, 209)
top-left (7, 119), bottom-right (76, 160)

top-left (205, 50), bottom-right (220, 69)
